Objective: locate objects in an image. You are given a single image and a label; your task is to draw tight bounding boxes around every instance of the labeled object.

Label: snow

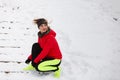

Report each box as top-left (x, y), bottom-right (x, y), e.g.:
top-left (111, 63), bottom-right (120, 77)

top-left (0, 0), bottom-right (120, 80)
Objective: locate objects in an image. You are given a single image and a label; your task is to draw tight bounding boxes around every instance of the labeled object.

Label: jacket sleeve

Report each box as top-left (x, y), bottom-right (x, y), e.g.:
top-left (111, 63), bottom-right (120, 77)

top-left (34, 36), bottom-right (54, 63)
top-left (28, 54), bottom-right (32, 60)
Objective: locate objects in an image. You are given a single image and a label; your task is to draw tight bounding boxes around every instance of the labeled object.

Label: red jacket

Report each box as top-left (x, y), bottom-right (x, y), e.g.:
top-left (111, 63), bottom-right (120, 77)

top-left (28, 29), bottom-right (62, 63)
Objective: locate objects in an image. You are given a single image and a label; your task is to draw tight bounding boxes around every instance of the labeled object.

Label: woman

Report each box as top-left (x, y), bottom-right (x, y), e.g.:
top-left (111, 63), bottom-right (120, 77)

top-left (24, 18), bottom-right (62, 77)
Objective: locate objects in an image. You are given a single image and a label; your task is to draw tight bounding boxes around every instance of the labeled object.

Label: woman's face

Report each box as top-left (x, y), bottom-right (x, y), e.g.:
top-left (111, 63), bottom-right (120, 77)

top-left (39, 24), bottom-right (48, 33)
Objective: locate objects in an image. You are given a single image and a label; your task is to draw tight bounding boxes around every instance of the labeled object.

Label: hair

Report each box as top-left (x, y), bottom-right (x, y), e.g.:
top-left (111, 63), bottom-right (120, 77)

top-left (34, 18), bottom-right (48, 28)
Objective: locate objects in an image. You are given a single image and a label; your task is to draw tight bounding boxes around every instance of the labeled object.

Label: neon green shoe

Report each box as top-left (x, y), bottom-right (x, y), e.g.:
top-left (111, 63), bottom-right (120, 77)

top-left (23, 64), bottom-right (35, 71)
top-left (54, 67), bottom-right (61, 78)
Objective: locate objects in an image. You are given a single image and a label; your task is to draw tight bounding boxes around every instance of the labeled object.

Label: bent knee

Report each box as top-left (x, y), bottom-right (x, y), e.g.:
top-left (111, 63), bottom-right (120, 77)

top-left (37, 64), bottom-right (44, 71)
top-left (32, 43), bottom-right (39, 47)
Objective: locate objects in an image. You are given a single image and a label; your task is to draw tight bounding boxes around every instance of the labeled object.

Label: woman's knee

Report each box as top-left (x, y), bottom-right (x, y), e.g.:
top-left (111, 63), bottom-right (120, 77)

top-left (32, 43), bottom-right (42, 50)
top-left (37, 64), bottom-right (42, 71)
top-left (32, 43), bottom-right (39, 48)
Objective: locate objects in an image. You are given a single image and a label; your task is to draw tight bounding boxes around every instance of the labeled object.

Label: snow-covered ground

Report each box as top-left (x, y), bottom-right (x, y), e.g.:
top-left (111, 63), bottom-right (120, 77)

top-left (0, 0), bottom-right (120, 80)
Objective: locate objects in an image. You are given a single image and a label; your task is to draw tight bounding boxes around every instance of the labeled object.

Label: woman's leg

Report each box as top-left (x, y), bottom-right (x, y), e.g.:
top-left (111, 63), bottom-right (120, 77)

top-left (37, 59), bottom-right (61, 72)
top-left (31, 43), bottom-right (42, 67)
top-left (23, 43), bottom-right (42, 71)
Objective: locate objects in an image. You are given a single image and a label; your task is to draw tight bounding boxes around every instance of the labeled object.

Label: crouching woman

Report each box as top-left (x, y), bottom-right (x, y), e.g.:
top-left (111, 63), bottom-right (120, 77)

top-left (24, 18), bottom-right (62, 77)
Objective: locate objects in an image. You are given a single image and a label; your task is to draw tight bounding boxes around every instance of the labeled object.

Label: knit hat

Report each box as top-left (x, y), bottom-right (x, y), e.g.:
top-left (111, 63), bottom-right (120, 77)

top-left (34, 18), bottom-right (48, 28)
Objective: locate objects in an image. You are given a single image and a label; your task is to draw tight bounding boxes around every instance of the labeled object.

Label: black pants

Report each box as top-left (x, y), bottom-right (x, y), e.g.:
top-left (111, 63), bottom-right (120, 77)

top-left (31, 43), bottom-right (42, 68)
top-left (31, 43), bottom-right (42, 62)
top-left (31, 43), bottom-right (61, 72)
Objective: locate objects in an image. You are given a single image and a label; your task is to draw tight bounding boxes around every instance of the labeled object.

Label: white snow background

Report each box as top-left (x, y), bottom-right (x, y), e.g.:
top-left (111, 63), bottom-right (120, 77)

top-left (0, 0), bottom-right (120, 80)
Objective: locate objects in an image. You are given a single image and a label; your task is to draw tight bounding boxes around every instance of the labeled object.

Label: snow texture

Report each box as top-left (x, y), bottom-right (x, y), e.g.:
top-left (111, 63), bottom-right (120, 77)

top-left (0, 0), bottom-right (120, 80)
